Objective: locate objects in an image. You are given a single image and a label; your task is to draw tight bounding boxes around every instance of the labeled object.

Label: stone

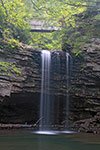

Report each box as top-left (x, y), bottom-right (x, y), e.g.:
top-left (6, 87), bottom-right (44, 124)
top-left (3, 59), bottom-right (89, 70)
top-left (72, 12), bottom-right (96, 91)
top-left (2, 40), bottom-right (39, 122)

top-left (0, 81), bottom-right (12, 97)
top-left (0, 38), bottom-right (100, 133)
top-left (70, 38), bottom-right (100, 133)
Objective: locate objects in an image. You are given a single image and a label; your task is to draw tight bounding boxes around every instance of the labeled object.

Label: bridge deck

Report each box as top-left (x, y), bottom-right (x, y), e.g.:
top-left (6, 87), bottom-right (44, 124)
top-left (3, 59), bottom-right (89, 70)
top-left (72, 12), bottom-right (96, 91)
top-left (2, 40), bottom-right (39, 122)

top-left (30, 20), bottom-right (60, 32)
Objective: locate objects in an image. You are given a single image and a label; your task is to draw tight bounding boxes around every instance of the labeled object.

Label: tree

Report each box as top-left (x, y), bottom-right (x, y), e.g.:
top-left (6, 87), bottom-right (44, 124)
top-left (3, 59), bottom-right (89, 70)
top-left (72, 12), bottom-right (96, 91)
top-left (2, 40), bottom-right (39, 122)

top-left (61, 0), bottom-right (100, 53)
top-left (0, 0), bottom-right (99, 50)
top-left (28, 0), bottom-right (87, 50)
top-left (0, 0), bottom-right (32, 44)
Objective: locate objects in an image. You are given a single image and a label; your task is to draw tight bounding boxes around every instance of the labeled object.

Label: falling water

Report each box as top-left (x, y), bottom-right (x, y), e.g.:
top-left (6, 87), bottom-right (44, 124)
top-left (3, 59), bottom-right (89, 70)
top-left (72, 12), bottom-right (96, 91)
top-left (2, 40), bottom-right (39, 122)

top-left (65, 53), bottom-right (70, 128)
top-left (38, 50), bottom-right (72, 134)
top-left (40, 50), bottom-right (51, 131)
top-left (55, 52), bottom-right (61, 127)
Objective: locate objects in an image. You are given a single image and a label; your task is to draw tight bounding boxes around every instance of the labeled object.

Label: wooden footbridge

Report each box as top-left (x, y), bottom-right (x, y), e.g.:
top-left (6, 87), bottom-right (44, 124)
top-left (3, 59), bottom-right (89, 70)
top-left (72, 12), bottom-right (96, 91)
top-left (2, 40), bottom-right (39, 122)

top-left (30, 20), bottom-right (61, 32)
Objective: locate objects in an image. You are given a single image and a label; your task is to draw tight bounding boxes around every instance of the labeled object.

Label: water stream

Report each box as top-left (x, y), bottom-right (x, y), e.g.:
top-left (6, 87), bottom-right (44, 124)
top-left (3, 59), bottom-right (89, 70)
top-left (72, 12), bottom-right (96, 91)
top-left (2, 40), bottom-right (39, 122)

top-left (40, 50), bottom-right (51, 131)
top-left (65, 53), bottom-right (70, 128)
top-left (39, 50), bottom-right (71, 134)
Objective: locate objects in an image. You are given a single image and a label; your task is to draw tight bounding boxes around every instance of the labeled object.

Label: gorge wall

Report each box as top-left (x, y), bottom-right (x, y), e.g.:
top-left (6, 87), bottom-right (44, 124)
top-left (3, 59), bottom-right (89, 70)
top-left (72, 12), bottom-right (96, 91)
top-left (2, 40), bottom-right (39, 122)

top-left (0, 44), bottom-right (41, 124)
top-left (70, 38), bottom-right (100, 133)
top-left (0, 39), bottom-right (100, 133)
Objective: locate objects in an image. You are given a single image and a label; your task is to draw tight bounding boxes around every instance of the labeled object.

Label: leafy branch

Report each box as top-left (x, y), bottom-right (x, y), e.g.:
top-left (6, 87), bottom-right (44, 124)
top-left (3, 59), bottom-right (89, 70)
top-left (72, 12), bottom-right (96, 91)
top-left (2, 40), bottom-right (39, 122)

top-left (0, 0), bottom-right (8, 17)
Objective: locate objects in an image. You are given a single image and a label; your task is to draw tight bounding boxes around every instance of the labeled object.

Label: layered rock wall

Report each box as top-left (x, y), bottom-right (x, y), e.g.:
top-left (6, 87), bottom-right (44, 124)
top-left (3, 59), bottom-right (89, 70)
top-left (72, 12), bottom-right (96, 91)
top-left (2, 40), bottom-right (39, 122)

top-left (70, 38), bottom-right (100, 133)
top-left (0, 45), bottom-right (41, 123)
top-left (0, 39), bottom-right (100, 131)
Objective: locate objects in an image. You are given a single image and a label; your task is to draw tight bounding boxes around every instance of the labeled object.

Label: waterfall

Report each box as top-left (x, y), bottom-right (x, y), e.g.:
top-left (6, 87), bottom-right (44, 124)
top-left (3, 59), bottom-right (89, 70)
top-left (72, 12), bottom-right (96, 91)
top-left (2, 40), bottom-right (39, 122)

top-left (38, 50), bottom-right (72, 134)
top-left (40, 50), bottom-right (51, 131)
top-left (65, 53), bottom-right (70, 128)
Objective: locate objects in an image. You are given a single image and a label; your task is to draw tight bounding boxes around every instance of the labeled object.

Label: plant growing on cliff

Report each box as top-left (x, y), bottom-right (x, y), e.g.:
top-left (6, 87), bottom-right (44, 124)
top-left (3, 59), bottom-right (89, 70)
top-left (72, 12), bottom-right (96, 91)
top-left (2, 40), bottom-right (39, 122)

top-left (62, 0), bottom-right (100, 54)
top-left (0, 62), bottom-right (21, 76)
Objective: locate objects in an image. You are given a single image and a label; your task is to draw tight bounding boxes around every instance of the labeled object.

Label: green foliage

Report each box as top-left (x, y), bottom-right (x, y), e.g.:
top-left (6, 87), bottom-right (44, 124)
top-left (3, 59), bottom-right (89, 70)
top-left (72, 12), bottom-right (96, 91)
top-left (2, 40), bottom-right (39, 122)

top-left (61, 0), bottom-right (100, 54)
top-left (0, 0), bottom-right (99, 51)
top-left (0, 38), bottom-right (20, 51)
top-left (30, 0), bottom-right (100, 51)
top-left (31, 0), bottom-right (86, 26)
top-left (0, 62), bottom-right (21, 76)
top-left (28, 0), bottom-right (87, 50)
top-left (31, 31), bottom-right (62, 50)
top-left (8, 39), bottom-right (19, 48)
top-left (5, 38), bottom-right (20, 49)
top-left (94, 14), bottom-right (100, 20)
top-left (0, 0), bottom-right (32, 44)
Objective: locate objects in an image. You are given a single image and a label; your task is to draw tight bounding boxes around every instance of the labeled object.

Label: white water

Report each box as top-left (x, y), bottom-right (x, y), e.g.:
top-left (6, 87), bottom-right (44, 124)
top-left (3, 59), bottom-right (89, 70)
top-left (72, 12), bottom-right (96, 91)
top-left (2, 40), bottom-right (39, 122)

top-left (35, 130), bottom-right (75, 135)
top-left (40, 50), bottom-right (51, 131)
top-left (65, 53), bottom-right (70, 128)
top-left (39, 50), bottom-right (72, 134)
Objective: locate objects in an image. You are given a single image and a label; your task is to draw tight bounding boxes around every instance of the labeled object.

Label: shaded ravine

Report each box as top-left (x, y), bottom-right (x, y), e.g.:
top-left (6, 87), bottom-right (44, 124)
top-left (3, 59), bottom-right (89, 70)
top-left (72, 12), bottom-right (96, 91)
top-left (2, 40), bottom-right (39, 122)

top-left (0, 38), bottom-right (100, 133)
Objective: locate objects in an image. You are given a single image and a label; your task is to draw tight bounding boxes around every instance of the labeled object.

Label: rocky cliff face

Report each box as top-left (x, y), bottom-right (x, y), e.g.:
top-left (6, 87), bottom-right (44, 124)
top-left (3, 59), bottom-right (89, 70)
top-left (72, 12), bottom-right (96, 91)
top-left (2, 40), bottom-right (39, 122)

top-left (0, 44), bottom-right (41, 123)
top-left (70, 38), bottom-right (100, 133)
top-left (0, 44), bottom-right (41, 96)
top-left (0, 39), bottom-right (100, 133)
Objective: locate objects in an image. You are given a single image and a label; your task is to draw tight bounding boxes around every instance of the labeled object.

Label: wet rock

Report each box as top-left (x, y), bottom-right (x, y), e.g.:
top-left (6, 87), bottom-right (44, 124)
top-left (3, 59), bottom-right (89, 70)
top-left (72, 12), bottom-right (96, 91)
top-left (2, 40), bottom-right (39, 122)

top-left (0, 81), bottom-right (12, 98)
top-left (73, 112), bottom-right (100, 134)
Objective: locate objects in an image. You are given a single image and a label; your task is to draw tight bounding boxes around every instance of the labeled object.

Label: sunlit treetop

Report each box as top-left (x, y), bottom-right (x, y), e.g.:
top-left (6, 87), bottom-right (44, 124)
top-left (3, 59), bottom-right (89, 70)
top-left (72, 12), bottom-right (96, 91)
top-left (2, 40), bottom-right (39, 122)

top-left (0, 0), bottom-right (32, 43)
top-left (30, 0), bottom-right (87, 27)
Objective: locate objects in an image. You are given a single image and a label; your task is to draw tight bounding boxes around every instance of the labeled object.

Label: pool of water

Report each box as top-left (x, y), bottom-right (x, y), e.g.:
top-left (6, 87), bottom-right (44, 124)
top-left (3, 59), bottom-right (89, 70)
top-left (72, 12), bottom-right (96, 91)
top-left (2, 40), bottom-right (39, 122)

top-left (0, 130), bottom-right (100, 150)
